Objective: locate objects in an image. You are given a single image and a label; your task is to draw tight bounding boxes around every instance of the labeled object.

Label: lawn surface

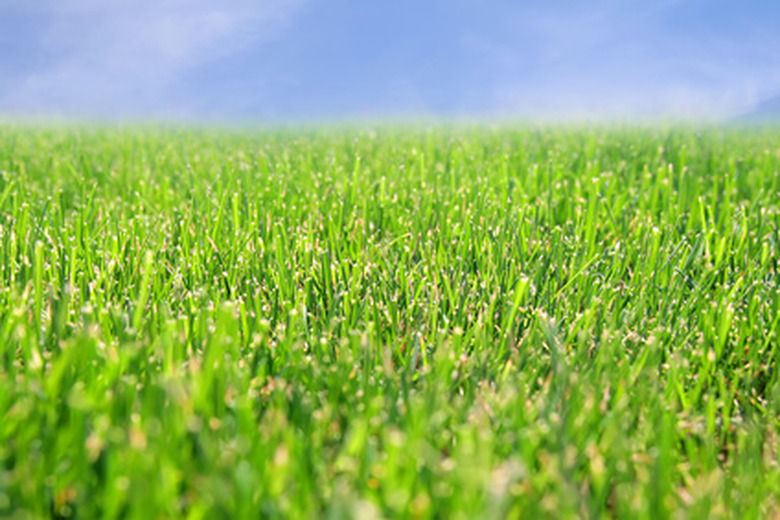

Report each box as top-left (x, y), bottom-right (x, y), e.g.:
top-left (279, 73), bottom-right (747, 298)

top-left (1, 125), bottom-right (779, 518)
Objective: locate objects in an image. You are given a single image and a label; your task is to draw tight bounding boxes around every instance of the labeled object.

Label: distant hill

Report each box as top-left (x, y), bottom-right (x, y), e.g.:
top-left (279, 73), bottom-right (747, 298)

top-left (732, 95), bottom-right (780, 124)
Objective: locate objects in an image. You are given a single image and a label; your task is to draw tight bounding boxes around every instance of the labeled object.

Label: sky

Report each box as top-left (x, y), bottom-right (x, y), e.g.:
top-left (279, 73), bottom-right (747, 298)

top-left (1, 0), bottom-right (779, 121)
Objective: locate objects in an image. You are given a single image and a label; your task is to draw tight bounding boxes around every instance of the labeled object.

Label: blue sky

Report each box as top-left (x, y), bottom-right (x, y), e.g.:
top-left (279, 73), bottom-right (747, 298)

top-left (1, 0), bottom-right (779, 121)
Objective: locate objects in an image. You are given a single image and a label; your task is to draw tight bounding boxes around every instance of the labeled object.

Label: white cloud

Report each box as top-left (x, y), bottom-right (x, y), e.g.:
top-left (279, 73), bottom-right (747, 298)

top-left (1, 0), bottom-right (306, 116)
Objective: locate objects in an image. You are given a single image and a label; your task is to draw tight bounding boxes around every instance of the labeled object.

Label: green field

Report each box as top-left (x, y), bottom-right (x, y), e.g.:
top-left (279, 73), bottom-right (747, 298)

top-left (1, 125), bottom-right (779, 518)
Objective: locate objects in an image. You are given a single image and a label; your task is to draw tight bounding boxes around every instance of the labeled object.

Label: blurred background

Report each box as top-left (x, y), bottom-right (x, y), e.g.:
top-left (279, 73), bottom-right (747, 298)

top-left (1, 0), bottom-right (779, 122)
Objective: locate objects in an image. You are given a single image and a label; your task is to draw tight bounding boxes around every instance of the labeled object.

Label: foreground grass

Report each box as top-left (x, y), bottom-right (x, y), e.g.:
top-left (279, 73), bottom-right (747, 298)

top-left (0, 124), bottom-right (779, 518)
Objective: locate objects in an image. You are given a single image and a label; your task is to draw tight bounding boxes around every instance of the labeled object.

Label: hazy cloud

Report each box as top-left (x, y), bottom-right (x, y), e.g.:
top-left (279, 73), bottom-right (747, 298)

top-left (473, 0), bottom-right (780, 119)
top-left (0, 0), bottom-right (306, 116)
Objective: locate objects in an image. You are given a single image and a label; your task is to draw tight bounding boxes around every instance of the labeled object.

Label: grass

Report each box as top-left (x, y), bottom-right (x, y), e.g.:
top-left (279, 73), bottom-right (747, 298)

top-left (0, 124), bottom-right (779, 518)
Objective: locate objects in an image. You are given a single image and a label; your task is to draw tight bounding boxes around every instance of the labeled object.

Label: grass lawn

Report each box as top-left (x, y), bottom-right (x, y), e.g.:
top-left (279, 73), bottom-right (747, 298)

top-left (1, 124), bottom-right (779, 518)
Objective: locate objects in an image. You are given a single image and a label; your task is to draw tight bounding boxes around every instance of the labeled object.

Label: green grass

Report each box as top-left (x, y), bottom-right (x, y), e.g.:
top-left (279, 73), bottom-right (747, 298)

top-left (1, 124), bottom-right (779, 518)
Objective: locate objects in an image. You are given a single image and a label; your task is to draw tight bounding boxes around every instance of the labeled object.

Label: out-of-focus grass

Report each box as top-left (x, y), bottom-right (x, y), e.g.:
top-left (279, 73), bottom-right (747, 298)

top-left (0, 125), bottom-right (779, 518)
